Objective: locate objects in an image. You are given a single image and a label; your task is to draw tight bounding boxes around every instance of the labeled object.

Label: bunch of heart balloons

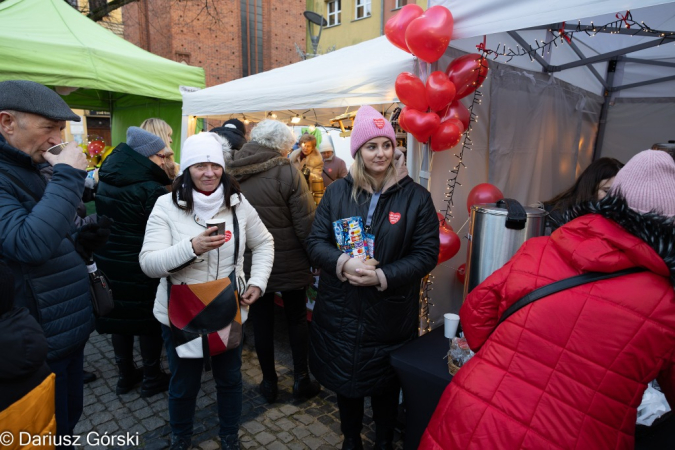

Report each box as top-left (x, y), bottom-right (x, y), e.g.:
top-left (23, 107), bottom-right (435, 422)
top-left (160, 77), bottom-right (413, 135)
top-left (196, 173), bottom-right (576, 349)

top-left (436, 213), bottom-right (461, 264)
top-left (385, 4), bottom-right (489, 152)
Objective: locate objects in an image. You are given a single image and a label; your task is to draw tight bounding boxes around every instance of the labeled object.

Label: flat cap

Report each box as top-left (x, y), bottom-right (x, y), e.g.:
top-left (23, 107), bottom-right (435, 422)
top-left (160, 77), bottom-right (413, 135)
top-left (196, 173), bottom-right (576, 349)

top-left (0, 80), bottom-right (80, 122)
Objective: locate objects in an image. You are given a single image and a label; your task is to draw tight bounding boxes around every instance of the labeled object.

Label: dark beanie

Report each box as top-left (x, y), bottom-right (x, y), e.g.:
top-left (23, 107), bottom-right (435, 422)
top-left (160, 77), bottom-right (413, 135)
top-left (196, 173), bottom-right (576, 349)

top-left (210, 119), bottom-right (247, 151)
top-left (0, 260), bottom-right (15, 314)
top-left (223, 119), bottom-right (246, 136)
top-left (126, 126), bottom-right (166, 157)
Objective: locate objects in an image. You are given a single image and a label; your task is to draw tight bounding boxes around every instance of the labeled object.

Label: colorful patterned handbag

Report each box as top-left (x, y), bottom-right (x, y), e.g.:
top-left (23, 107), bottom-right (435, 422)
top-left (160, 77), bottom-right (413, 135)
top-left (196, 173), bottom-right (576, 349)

top-left (168, 207), bottom-right (242, 371)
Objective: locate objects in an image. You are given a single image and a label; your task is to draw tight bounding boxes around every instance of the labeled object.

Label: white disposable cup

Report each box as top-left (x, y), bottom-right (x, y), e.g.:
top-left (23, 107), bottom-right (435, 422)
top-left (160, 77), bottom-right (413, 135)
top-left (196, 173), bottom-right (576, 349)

top-left (444, 313), bottom-right (460, 338)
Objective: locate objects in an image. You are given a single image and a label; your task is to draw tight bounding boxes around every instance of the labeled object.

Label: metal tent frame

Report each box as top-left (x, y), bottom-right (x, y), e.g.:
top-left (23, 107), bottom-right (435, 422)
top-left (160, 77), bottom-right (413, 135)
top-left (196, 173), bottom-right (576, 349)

top-left (510, 23), bottom-right (675, 159)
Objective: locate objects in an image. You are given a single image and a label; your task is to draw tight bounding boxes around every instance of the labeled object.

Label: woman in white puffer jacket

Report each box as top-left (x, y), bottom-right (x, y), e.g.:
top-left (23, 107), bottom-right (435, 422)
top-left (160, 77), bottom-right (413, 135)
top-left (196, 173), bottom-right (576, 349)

top-left (140, 132), bottom-right (274, 450)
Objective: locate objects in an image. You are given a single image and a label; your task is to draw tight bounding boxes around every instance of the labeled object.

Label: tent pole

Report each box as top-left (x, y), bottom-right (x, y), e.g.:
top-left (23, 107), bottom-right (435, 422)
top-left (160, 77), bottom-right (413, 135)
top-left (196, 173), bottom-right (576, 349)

top-left (550, 39), bottom-right (667, 72)
top-left (592, 57), bottom-right (619, 161)
top-left (567, 40), bottom-right (607, 89)
top-left (610, 74), bottom-right (675, 92)
top-left (180, 115), bottom-right (189, 148)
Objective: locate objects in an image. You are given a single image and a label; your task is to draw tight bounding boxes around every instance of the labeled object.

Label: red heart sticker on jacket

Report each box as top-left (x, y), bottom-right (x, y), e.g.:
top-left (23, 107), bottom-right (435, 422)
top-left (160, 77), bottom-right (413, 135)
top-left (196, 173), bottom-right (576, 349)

top-left (389, 212), bottom-right (401, 224)
top-left (373, 118), bottom-right (385, 129)
top-left (224, 231), bottom-right (232, 242)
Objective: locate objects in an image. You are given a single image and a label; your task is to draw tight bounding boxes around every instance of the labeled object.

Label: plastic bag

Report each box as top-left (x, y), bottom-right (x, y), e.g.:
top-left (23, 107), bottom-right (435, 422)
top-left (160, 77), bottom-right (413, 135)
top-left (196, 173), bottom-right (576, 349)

top-left (636, 384), bottom-right (671, 426)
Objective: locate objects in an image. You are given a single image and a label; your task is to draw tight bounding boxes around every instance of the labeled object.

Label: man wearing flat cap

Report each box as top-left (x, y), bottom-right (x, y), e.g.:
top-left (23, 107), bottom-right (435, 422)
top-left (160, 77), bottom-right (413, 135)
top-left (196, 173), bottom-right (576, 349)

top-left (0, 80), bottom-right (99, 445)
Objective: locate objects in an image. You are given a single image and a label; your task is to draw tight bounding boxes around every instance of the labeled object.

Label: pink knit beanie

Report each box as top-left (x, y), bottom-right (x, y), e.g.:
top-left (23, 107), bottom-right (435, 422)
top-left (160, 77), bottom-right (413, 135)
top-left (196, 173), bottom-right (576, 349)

top-left (349, 106), bottom-right (397, 158)
top-left (609, 149), bottom-right (675, 217)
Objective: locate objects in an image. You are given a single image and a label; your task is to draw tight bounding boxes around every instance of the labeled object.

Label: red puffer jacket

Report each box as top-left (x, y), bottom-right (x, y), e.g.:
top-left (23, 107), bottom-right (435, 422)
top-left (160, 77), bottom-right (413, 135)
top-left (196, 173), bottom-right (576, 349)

top-left (421, 213), bottom-right (675, 450)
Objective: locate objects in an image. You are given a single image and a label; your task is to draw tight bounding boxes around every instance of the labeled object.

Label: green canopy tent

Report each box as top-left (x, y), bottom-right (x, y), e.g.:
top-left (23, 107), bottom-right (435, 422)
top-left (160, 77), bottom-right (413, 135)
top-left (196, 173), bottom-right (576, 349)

top-left (0, 0), bottom-right (205, 154)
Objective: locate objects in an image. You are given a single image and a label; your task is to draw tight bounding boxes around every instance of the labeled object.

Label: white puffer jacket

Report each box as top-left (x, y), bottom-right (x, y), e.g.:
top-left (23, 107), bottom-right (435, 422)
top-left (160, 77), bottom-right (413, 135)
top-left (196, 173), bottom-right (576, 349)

top-left (139, 192), bottom-right (274, 326)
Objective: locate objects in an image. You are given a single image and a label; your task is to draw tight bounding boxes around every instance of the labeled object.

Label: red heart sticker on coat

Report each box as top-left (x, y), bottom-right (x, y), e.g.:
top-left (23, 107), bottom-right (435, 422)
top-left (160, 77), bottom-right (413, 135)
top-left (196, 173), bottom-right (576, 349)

top-left (224, 231), bottom-right (232, 242)
top-left (373, 118), bottom-right (385, 129)
top-left (389, 212), bottom-right (401, 224)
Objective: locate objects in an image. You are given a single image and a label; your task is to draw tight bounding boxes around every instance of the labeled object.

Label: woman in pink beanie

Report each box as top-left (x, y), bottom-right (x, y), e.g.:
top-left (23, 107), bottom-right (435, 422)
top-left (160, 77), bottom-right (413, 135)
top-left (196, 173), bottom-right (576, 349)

top-left (305, 105), bottom-right (439, 450)
top-left (421, 149), bottom-right (675, 450)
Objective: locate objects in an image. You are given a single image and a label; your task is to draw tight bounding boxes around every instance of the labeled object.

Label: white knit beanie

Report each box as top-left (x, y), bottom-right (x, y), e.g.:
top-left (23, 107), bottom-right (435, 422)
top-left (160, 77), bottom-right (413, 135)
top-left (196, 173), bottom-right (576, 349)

top-left (179, 132), bottom-right (226, 176)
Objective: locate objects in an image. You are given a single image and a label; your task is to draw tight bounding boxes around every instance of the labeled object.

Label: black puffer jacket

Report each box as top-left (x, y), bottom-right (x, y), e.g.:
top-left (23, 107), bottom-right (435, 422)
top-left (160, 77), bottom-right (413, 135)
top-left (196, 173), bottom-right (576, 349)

top-left (0, 135), bottom-right (93, 362)
top-left (228, 142), bottom-right (316, 291)
top-left (306, 156), bottom-right (439, 397)
top-left (94, 143), bottom-right (171, 336)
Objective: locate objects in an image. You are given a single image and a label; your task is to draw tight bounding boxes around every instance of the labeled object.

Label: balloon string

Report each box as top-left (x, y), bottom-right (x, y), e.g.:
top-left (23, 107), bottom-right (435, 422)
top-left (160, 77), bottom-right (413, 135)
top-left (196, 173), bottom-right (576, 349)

top-left (456, 217), bottom-right (470, 235)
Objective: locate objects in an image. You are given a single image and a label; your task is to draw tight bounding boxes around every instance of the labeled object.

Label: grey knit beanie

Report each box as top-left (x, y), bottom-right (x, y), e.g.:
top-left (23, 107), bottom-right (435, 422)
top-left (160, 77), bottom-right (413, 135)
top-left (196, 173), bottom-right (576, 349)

top-left (0, 80), bottom-right (80, 121)
top-left (126, 126), bottom-right (166, 157)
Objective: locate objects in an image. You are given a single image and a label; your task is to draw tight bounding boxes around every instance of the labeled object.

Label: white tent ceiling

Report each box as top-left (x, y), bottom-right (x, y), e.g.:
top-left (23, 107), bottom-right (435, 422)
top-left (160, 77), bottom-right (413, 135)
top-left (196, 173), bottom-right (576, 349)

top-left (182, 0), bottom-right (675, 121)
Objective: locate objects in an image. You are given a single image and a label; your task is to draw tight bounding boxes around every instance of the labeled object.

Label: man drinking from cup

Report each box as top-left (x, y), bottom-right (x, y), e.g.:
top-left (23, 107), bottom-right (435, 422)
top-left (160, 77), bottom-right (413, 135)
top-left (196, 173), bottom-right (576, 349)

top-left (0, 80), bottom-right (102, 448)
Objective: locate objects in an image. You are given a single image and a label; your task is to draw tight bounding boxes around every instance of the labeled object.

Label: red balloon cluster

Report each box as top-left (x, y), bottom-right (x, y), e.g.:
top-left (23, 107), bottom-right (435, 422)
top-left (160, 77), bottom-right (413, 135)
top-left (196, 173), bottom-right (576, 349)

top-left (386, 5), bottom-right (489, 152)
top-left (466, 183), bottom-right (504, 214)
top-left (437, 213), bottom-right (460, 264)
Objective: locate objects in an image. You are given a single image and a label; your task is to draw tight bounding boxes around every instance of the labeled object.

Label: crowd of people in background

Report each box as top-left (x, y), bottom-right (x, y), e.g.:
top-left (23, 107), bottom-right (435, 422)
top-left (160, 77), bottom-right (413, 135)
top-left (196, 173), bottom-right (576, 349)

top-left (0, 79), bottom-right (673, 450)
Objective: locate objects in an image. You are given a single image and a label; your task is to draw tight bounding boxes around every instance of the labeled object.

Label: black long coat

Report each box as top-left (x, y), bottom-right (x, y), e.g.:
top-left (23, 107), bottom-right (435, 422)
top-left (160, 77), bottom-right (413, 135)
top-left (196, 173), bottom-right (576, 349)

top-left (306, 172), bottom-right (439, 397)
top-left (94, 143), bottom-right (171, 336)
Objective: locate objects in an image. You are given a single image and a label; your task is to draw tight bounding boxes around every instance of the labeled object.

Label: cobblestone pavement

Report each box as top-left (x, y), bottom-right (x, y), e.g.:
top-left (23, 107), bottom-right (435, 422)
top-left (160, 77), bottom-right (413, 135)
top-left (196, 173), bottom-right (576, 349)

top-left (78, 310), bottom-right (405, 449)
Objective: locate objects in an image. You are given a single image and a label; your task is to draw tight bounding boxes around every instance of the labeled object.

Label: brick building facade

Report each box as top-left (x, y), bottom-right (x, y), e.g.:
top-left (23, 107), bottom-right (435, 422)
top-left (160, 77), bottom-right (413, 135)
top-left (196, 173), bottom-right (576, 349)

top-left (122, 0), bottom-right (306, 88)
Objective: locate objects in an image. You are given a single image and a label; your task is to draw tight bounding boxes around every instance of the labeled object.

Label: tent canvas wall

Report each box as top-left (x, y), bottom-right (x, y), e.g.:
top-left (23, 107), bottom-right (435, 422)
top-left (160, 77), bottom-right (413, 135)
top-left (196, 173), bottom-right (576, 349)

top-left (0, 0), bottom-right (205, 151)
top-left (182, 0), bottom-right (675, 327)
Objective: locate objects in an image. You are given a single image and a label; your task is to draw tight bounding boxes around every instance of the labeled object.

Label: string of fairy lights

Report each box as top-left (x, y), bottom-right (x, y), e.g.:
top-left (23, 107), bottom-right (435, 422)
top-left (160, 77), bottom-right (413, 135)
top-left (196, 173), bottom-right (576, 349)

top-left (480, 11), bottom-right (674, 63)
top-left (440, 68), bottom-right (484, 223)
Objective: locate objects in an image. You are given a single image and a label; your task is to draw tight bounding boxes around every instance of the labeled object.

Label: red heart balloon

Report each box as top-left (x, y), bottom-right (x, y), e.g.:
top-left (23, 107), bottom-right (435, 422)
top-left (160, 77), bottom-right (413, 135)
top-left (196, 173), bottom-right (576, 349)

top-left (438, 225), bottom-right (461, 264)
top-left (395, 72), bottom-right (428, 112)
top-left (467, 183), bottom-right (504, 213)
top-left (384, 4), bottom-right (424, 53)
top-left (430, 119), bottom-right (462, 152)
top-left (405, 6), bottom-right (454, 63)
top-left (399, 109), bottom-right (440, 143)
top-left (445, 54), bottom-right (489, 100)
top-left (437, 100), bottom-right (469, 132)
top-left (456, 263), bottom-right (466, 284)
top-left (426, 71), bottom-right (456, 112)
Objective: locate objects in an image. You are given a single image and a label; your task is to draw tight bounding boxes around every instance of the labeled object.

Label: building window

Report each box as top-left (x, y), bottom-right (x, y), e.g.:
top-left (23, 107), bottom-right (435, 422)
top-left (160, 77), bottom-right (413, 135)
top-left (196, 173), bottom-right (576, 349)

top-left (327, 0), bottom-right (341, 26)
top-left (240, 0), bottom-right (263, 77)
top-left (395, 0), bottom-right (407, 9)
top-left (355, 0), bottom-right (371, 19)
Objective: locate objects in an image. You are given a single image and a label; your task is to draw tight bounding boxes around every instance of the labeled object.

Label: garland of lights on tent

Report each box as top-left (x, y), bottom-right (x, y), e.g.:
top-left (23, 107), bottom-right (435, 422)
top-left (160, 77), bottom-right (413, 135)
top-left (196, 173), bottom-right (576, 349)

top-left (479, 11), bottom-right (674, 63)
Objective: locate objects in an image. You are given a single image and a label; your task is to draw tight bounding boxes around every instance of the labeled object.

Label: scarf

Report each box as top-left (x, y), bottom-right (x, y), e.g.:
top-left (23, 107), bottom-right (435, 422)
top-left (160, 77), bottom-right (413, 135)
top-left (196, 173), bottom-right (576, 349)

top-left (193, 185), bottom-right (224, 221)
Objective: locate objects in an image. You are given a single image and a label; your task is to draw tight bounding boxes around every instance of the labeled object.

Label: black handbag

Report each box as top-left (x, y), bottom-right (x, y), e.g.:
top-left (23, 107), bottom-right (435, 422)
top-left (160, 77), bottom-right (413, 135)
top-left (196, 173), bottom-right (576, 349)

top-left (85, 261), bottom-right (115, 317)
top-left (0, 170), bottom-right (114, 318)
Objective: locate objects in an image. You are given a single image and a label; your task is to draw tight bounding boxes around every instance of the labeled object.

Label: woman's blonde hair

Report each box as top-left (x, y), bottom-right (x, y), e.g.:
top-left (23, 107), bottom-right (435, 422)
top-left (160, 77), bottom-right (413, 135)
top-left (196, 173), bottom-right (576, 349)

top-left (140, 118), bottom-right (177, 179)
top-left (350, 150), bottom-right (397, 202)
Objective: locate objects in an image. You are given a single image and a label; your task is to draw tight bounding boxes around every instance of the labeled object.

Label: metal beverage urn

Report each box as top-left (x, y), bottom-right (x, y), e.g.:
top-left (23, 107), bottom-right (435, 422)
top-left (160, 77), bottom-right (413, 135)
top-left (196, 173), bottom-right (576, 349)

top-left (463, 199), bottom-right (546, 297)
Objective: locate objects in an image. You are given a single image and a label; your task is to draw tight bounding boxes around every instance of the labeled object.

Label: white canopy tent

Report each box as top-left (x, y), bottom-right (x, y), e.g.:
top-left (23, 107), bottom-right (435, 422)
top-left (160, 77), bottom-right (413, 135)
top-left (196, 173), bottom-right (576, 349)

top-left (182, 0), bottom-right (675, 324)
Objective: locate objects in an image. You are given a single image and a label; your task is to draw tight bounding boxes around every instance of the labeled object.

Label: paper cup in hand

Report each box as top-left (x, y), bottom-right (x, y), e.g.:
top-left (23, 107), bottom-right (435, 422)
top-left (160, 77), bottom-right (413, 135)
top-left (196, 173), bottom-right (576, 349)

top-left (444, 313), bottom-right (460, 338)
top-left (205, 219), bottom-right (226, 236)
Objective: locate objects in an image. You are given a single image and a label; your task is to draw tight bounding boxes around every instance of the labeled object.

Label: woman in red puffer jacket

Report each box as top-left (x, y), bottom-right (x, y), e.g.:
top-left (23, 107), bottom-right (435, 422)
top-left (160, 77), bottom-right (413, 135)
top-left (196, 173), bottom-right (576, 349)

top-left (421, 149), bottom-right (675, 450)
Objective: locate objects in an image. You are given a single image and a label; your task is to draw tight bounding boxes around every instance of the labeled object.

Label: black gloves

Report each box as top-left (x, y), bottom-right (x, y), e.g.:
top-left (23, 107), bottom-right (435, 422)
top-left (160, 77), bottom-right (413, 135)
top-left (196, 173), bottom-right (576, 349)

top-left (75, 215), bottom-right (112, 262)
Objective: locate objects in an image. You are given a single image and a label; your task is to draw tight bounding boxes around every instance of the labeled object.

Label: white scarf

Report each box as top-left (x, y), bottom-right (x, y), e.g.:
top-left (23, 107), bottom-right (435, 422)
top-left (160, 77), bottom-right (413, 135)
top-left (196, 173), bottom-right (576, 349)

top-left (192, 185), bottom-right (225, 221)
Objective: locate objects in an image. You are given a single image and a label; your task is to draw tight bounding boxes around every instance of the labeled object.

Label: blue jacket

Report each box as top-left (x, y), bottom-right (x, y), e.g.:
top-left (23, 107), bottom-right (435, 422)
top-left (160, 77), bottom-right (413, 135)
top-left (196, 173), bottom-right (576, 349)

top-left (0, 135), bottom-right (93, 362)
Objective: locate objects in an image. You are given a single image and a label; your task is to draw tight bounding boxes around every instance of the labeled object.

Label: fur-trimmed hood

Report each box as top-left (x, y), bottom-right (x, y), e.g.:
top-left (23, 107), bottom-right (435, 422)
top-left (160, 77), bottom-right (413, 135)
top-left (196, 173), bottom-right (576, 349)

top-left (562, 194), bottom-right (675, 284)
top-left (227, 141), bottom-right (290, 182)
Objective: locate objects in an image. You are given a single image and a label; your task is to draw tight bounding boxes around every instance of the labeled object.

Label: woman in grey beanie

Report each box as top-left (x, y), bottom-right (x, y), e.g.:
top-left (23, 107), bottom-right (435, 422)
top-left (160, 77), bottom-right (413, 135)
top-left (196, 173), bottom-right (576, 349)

top-left (94, 126), bottom-right (173, 398)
